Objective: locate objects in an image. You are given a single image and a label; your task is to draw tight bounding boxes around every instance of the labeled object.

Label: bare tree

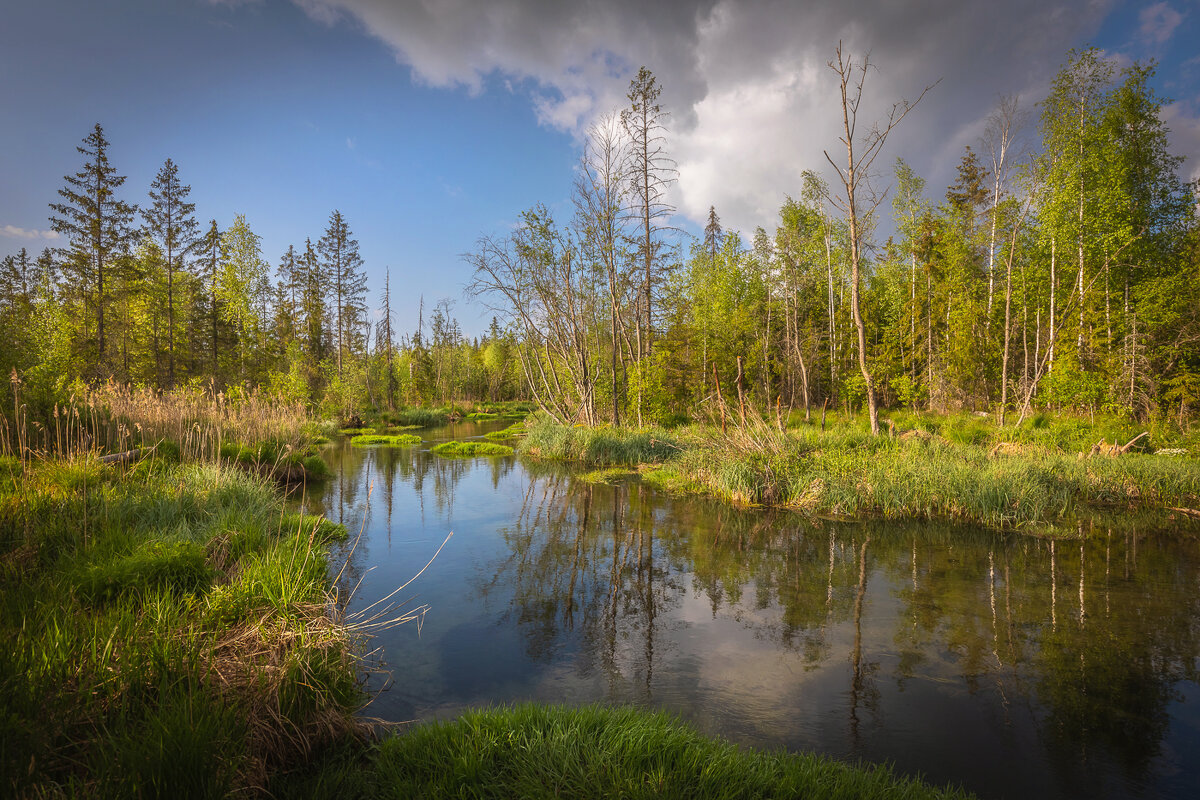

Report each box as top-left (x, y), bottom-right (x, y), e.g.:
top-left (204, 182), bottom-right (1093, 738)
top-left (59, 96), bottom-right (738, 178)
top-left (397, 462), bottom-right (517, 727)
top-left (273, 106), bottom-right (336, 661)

top-left (982, 95), bottom-right (1027, 317)
top-left (466, 207), bottom-right (599, 424)
top-left (622, 67), bottom-right (677, 367)
top-left (823, 43), bottom-right (934, 435)
top-left (575, 113), bottom-right (631, 426)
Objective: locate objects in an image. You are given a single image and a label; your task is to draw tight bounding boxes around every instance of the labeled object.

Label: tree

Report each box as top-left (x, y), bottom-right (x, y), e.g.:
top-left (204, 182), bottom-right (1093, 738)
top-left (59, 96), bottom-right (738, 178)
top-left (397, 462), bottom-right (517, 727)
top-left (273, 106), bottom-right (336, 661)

top-left (217, 214), bottom-right (267, 381)
top-left (318, 210), bottom-right (367, 377)
top-left (48, 123), bottom-right (137, 372)
top-left (142, 158), bottom-right (199, 387)
top-left (198, 220), bottom-right (223, 377)
top-left (379, 267), bottom-right (396, 409)
top-left (575, 113), bottom-right (630, 425)
top-left (823, 44), bottom-right (934, 434)
top-left (622, 66), bottom-right (676, 364)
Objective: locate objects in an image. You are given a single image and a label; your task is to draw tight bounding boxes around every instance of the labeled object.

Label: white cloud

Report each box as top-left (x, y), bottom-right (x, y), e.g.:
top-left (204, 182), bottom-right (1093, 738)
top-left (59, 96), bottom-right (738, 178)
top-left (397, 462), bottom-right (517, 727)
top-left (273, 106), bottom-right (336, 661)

top-left (288, 0), bottom-right (1140, 235)
top-left (346, 136), bottom-right (356, 150)
top-left (1, 225), bottom-right (58, 241)
top-left (1161, 102), bottom-right (1200, 184)
top-left (1139, 2), bottom-right (1185, 45)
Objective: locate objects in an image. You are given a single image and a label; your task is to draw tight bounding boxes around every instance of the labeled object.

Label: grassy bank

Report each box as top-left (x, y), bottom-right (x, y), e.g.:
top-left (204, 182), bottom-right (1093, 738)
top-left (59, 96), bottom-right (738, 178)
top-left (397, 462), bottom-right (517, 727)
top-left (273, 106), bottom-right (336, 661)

top-left (0, 453), bottom-right (358, 797)
top-left (275, 705), bottom-right (974, 800)
top-left (520, 414), bottom-right (1200, 530)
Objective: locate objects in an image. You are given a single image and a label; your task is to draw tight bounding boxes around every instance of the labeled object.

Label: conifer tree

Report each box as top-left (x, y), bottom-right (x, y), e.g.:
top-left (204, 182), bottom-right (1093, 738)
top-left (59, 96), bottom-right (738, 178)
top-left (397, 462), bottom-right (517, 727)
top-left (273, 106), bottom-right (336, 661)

top-left (143, 158), bottom-right (199, 386)
top-left (49, 123), bottom-right (137, 371)
top-left (317, 210), bottom-right (366, 377)
top-left (199, 220), bottom-right (223, 377)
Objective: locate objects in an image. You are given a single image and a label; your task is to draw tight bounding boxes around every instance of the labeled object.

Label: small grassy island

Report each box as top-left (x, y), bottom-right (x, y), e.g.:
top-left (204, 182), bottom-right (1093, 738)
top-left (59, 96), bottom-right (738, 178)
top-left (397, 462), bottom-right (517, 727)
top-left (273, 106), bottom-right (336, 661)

top-left (350, 433), bottom-right (423, 447)
top-left (431, 440), bottom-right (516, 457)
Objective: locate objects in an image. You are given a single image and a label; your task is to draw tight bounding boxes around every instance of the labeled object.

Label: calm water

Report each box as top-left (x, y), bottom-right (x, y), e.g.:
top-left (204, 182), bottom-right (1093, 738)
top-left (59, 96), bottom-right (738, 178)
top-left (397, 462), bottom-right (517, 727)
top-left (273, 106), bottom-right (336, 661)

top-left (306, 421), bottom-right (1200, 800)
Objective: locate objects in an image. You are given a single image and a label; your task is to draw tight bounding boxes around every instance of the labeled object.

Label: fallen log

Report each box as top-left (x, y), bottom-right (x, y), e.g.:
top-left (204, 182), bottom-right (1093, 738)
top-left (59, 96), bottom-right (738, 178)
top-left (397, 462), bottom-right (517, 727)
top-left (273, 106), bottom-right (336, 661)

top-left (99, 448), bottom-right (143, 464)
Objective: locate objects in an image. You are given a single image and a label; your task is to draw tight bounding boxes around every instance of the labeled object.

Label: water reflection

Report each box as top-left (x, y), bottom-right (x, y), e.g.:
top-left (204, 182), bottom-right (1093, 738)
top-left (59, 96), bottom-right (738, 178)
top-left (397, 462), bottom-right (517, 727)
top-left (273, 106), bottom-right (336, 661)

top-left (310, 425), bottom-right (1200, 800)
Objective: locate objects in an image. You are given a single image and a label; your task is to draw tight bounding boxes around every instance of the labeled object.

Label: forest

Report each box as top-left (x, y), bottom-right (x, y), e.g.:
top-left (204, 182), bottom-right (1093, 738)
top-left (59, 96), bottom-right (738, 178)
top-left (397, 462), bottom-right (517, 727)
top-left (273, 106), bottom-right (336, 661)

top-left (1, 48), bottom-right (1197, 432)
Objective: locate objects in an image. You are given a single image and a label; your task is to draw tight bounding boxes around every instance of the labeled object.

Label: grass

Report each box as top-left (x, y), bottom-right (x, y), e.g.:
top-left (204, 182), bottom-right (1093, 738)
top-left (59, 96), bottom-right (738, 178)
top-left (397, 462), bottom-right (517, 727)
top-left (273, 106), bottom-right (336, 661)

top-left (218, 438), bottom-right (332, 483)
top-left (350, 434), bottom-right (422, 447)
top-left (579, 467), bottom-right (638, 484)
top-left (484, 420), bottom-right (528, 441)
top-left (0, 454), bottom-right (360, 797)
top-left (272, 704), bottom-right (975, 799)
top-left (521, 416), bottom-right (683, 465)
top-left (431, 440), bottom-right (515, 457)
top-left (1, 379), bottom-right (312, 464)
top-left (521, 414), bottom-right (1200, 531)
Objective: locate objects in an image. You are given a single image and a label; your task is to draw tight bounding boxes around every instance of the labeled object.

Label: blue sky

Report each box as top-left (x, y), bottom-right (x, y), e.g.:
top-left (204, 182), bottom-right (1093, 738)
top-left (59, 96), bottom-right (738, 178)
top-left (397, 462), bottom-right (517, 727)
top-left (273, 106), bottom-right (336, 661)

top-left (2, 0), bottom-right (1198, 337)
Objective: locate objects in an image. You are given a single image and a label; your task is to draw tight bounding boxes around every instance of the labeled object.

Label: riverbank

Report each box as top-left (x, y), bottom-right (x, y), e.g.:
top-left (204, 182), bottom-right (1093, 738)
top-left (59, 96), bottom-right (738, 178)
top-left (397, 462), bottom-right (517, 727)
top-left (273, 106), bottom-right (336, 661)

top-left (519, 413), bottom-right (1200, 530)
top-left (0, 452), bottom-right (357, 796)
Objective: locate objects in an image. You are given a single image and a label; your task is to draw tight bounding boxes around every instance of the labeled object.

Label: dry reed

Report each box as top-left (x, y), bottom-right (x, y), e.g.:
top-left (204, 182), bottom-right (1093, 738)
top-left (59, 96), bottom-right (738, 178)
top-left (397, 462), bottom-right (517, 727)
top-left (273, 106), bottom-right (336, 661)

top-left (1, 379), bottom-right (308, 463)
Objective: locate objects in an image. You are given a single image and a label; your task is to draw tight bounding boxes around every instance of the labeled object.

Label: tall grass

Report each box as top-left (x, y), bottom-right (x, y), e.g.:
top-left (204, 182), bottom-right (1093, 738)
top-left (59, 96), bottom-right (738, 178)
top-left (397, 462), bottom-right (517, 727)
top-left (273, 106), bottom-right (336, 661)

top-left (1, 378), bottom-right (311, 463)
top-left (523, 415), bottom-right (1200, 530)
top-left (0, 454), bottom-right (361, 797)
top-left (520, 415), bottom-right (684, 465)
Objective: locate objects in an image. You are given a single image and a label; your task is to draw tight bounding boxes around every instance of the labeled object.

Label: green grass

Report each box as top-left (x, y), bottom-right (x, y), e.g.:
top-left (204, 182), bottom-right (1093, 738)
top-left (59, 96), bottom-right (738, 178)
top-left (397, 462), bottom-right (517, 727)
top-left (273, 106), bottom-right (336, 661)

top-left (350, 434), bottom-right (422, 447)
top-left (579, 467), bottom-right (638, 484)
top-left (0, 455), bottom-right (361, 797)
top-left (521, 415), bottom-right (1200, 531)
top-left (272, 704), bottom-right (974, 799)
top-left (431, 440), bottom-right (515, 457)
top-left (520, 416), bottom-right (683, 465)
top-left (385, 406), bottom-right (455, 427)
top-left (216, 437), bottom-right (332, 483)
top-left (484, 420), bottom-right (528, 441)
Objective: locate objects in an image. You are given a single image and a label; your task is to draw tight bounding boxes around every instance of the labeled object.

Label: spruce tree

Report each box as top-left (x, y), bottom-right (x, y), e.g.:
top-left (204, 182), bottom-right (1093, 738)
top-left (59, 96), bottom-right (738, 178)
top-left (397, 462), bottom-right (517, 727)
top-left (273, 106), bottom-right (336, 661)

top-left (317, 210), bottom-right (366, 377)
top-left (48, 123), bottom-right (137, 371)
top-left (143, 158), bottom-right (199, 386)
top-left (199, 220), bottom-right (223, 378)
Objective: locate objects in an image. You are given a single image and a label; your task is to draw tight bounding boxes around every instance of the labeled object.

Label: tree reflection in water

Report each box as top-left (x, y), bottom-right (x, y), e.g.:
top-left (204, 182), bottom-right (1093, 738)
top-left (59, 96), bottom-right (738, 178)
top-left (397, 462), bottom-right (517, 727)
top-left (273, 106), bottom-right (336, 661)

top-left (309, 431), bottom-right (1200, 800)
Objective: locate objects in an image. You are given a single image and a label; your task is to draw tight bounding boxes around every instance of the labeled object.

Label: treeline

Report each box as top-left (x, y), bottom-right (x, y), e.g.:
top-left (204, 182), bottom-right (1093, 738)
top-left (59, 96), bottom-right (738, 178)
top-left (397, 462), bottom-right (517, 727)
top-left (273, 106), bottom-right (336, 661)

top-left (468, 49), bottom-right (1200, 428)
top-left (0, 125), bottom-right (525, 417)
top-left (4, 48), bottom-right (1198, 429)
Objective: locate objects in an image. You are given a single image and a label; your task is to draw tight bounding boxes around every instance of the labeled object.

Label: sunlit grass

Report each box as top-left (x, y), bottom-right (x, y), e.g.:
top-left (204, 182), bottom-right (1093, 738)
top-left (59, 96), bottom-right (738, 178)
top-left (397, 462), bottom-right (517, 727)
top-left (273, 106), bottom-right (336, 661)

top-left (431, 440), bottom-right (514, 457)
top-left (0, 453), bottom-right (361, 797)
top-left (520, 415), bottom-right (1200, 530)
top-left (350, 434), bottom-right (423, 447)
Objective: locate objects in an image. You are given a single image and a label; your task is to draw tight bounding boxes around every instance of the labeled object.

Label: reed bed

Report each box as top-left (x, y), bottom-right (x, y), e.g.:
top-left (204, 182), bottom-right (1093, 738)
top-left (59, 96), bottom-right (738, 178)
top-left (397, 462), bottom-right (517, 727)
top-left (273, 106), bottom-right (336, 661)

top-left (1, 378), bottom-right (311, 464)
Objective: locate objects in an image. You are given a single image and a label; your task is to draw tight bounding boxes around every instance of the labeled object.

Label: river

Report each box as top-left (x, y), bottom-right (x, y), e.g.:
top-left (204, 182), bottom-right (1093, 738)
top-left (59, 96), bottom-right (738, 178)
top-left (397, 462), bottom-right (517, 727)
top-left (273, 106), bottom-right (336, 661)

top-left (304, 420), bottom-right (1200, 799)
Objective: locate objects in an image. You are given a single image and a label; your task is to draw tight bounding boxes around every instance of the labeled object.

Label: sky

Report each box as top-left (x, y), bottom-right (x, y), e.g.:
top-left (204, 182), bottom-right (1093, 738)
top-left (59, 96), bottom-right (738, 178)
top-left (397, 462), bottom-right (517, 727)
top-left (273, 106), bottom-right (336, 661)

top-left (2, 0), bottom-right (1198, 338)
